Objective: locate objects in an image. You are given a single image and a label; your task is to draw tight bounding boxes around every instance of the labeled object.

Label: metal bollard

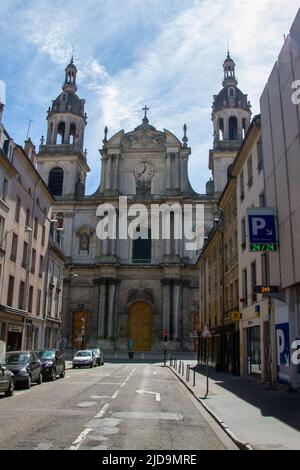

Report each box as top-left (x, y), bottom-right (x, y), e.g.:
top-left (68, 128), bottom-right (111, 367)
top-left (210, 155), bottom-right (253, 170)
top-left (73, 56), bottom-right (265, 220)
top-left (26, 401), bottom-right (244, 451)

top-left (186, 364), bottom-right (189, 382)
top-left (182, 363), bottom-right (184, 376)
top-left (179, 361), bottom-right (181, 374)
top-left (193, 368), bottom-right (196, 387)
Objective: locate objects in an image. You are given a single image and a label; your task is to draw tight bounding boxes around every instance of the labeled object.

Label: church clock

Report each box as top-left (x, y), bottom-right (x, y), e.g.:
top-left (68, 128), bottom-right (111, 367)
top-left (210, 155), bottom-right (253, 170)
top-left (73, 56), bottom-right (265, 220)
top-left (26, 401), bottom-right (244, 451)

top-left (134, 162), bottom-right (154, 181)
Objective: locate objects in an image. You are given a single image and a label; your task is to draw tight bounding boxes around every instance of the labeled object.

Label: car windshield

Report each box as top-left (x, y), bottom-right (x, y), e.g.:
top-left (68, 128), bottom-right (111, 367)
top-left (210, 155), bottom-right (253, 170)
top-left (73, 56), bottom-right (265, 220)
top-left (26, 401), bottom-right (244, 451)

top-left (75, 351), bottom-right (91, 357)
top-left (90, 349), bottom-right (99, 354)
top-left (5, 353), bottom-right (28, 364)
top-left (36, 350), bottom-right (55, 360)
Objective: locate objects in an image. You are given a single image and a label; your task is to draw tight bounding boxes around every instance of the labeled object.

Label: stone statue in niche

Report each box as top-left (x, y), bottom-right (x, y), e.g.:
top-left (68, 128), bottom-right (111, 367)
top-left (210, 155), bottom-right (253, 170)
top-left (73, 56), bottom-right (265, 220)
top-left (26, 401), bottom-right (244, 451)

top-left (79, 232), bottom-right (90, 253)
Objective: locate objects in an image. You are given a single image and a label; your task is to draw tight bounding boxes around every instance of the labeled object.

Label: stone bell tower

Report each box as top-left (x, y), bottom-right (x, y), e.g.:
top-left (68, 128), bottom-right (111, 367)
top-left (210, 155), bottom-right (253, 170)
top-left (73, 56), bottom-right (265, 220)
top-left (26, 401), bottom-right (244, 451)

top-left (37, 58), bottom-right (90, 198)
top-left (209, 51), bottom-right (251, 196)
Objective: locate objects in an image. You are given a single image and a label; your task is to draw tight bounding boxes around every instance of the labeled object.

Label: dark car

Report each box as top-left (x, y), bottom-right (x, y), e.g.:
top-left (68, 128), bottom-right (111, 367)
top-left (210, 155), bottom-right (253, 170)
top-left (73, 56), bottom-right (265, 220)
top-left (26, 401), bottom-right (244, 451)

top-left (72, 350), bottom-right (97, 368)
top-left (89, 348), bottom-right (104, 366)
top-left (4, 351), bottom-right (43, 389)
top-left (35, 349), bottom-right (66, 381)
top-left (0, 363), bottom-right (15, 397)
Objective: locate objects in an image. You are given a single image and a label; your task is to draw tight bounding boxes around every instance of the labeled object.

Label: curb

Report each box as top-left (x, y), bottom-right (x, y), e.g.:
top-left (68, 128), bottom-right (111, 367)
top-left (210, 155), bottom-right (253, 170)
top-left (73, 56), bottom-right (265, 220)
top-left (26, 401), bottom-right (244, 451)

top-left (167, 365), bottom-right (253, 451)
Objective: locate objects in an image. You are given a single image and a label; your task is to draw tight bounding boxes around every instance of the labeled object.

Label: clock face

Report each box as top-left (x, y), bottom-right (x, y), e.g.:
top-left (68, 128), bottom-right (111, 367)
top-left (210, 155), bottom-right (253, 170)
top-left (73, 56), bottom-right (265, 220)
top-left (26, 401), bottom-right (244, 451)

top-left (134, 162), bottom-right (154, 181)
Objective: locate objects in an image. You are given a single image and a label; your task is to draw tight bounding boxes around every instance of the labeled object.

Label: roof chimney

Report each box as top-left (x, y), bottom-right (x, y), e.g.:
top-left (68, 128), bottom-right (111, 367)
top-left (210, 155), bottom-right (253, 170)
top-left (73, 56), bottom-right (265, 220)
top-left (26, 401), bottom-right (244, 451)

top-left (24, 138), bottom-right (36, 165)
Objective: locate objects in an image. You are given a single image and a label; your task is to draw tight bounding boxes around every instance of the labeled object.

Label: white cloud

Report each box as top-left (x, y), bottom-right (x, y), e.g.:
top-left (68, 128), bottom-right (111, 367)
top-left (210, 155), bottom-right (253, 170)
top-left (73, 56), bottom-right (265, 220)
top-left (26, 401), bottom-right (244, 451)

top-left (0, 0), bottom-right (299, 194)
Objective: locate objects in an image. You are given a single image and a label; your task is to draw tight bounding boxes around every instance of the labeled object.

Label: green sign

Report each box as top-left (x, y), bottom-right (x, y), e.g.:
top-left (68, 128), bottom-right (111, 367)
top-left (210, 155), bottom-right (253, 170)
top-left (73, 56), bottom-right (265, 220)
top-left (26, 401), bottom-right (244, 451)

top-left (250, 243), bottom-right (278, 252)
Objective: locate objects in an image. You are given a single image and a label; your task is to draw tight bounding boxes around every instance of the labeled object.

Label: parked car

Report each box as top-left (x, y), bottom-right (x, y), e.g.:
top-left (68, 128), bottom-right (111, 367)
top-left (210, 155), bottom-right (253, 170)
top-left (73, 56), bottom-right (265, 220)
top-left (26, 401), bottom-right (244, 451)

top-left (88, 348), bottom-right (104, 366)
top-left (0, 362), bottom-right (15, 397)
top-left (4, 351), bottom-right (43, 389)
top-left (35, 349), bottom-right (66, 381)
top-left (72, 350), bottom-right (96, 368)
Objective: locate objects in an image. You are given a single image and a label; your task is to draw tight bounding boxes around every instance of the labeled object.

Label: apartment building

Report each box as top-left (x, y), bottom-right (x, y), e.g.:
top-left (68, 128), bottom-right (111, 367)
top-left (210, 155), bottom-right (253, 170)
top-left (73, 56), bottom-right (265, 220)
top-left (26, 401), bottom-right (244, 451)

top-left (0, 104), bottom-right (60, 354)
top-left (260, 9), bottom-right (300, 388)
top-left (231, 115), bottom-right (273, 383)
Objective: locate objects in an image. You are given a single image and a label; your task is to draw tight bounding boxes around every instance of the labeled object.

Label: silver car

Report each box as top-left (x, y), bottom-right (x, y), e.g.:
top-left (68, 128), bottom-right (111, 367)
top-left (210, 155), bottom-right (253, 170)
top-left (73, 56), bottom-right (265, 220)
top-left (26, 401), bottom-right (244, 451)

top-left (72, 350), bottom-right (96, 368)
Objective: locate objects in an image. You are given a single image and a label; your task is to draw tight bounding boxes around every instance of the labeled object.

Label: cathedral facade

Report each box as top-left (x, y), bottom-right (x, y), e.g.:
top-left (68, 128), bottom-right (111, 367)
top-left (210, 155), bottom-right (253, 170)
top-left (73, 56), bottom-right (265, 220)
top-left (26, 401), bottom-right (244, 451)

top-left (36, 53), bottom-right (249, 353)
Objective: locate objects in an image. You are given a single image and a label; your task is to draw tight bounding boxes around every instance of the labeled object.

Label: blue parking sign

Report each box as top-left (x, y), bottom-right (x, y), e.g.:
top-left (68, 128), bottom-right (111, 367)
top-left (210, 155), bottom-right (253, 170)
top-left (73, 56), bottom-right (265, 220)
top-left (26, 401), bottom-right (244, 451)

top-left (247, 208), bottom-right (277, 244)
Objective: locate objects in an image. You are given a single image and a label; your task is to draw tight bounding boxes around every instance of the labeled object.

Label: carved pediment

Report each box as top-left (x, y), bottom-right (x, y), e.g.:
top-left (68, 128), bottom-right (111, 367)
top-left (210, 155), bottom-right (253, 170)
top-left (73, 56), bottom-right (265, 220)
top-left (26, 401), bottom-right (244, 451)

top-left (122, 130), bottom-right (165, 150)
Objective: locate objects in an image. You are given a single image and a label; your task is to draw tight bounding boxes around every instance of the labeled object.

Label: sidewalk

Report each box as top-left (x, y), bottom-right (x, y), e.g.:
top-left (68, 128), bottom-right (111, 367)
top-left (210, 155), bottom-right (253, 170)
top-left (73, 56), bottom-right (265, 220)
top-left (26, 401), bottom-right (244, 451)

top-left (168, 360), bottom-right (300, 450)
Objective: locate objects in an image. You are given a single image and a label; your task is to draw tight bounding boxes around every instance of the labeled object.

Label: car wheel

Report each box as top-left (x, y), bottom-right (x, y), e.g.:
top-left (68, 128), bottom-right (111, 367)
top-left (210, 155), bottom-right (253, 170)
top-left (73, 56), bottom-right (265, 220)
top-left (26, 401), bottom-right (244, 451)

top-left (101, 360), bottom-right (104, 366)
top-left (37, 372), bottom-right (43, 385)
top-left (72, 365), bottom-right (76, 369)
top-left (5, 378), bottom-right (14, 397)
top-left (89, 362), bottom-right (93, 368)
top-left (26, 375), bottom-right (32, 389)
top-left (50, 367), bottom-right (57, 381)
top-left (59, 368), bottom-right (65, 378)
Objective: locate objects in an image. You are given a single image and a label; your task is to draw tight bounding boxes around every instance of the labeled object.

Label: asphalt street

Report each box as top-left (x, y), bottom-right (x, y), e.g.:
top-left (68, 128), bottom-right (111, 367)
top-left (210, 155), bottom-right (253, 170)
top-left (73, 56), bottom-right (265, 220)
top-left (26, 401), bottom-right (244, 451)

top-left (0, 362), bottom-right (237, 450)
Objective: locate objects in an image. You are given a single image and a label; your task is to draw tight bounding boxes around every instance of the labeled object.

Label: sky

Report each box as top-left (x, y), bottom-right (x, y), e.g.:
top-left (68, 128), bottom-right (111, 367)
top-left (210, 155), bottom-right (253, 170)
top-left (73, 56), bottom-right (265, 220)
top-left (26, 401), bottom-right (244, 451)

top-left (0, 0), bottom-right (299, 195)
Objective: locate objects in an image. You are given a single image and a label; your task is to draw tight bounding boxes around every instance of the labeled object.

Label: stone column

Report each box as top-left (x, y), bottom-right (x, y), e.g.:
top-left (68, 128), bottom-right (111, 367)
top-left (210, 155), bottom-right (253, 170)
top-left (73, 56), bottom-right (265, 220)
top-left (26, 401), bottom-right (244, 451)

top-left (97, 280), bottom-right (107, 338)
top-left (113, 155), bottom-right (120, 191)
top-left (107, 280), bottom-right (116, 338)
top-left (166, 154), bottom-right (171, 190)
top-left (164, 238), bottom-right (171, 257)
top-left (173, 280), bottom-right (181, 340)
top-left (101, 238), bottom-right (108, 257)
top-left (180, 156), bottom-right (189, 193)
top-left (105, 155), bottom-right (112, 191)
top-left (175, 154), bottom-right (180, 189)
top-left (100, 157), bottom-right (107, 192)
top-left (162, 280), bottom-right (171, 333)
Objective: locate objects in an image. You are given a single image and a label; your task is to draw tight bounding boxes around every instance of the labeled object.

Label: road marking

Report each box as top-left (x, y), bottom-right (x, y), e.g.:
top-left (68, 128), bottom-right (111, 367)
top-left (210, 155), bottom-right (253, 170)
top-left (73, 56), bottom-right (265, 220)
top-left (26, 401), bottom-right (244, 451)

top-left (70, 428), bottom-right (93, 450)
top-left (136, 389), bottom-right (161, 402)
top-left (91, 395), bottom-right (110, 399)
top-left (69, 368), bottom-right (136, 450)
top-left (95, 402), bottom-right (110, 418)
top-left (35, 443), bottom-right (53, 450)
top-left (113, 411), bottom-right (182, 420)
top-left (77, 402), bottom-right (97, 408)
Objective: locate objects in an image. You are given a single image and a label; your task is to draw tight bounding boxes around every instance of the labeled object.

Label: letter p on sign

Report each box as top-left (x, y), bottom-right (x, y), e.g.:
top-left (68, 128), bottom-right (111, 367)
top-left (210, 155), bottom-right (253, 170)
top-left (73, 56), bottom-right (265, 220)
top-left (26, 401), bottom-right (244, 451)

top-left (252, 217), bottom-right (266, 236)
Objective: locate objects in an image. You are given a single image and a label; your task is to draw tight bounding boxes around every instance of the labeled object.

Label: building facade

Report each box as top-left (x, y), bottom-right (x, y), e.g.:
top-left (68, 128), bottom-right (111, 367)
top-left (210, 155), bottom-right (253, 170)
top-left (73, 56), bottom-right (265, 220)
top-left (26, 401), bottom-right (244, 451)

top-left (0, 104), bottom-right (61, 356)
top-left (260, 9), bottom-right (300, 388)
top-left (232, 116), bottom-right (274, 382)
top-left (36, 59), bottom-right (219, 354)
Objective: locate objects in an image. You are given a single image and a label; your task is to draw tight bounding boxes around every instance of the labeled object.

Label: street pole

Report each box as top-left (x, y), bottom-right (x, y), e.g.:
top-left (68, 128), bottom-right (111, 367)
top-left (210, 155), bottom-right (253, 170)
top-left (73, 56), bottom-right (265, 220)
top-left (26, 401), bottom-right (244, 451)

top-left (197, 331), bottom-right (200, 366)
top-left (268, 295), bottom-right (273, 388)
top-left (205, 337), bottom-right (209, 398)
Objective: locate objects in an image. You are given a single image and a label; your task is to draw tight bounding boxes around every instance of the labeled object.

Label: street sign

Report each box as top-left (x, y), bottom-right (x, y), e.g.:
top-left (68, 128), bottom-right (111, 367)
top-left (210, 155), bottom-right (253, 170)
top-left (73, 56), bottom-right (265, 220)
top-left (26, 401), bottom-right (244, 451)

top-left (250, 243), bottom-right (277, 252)
top-left (247, 208), bottom-right (277, 249)
top-left (253, 285), bottom-right (280, 294)
top-left (229, 311), bottom-right (241, 321)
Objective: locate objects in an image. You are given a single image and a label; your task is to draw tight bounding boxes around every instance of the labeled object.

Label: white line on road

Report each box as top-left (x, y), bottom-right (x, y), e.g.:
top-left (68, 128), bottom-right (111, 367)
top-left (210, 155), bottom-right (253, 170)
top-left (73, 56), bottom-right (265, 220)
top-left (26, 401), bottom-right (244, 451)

top-left (95, 402), bottom-right (110, 418)
top-left (70, 428), bottom-right (93, 450)
top-left (136, 389), bottom-right (161, 402)
top-left (111, 390), bottom-right (119, 399)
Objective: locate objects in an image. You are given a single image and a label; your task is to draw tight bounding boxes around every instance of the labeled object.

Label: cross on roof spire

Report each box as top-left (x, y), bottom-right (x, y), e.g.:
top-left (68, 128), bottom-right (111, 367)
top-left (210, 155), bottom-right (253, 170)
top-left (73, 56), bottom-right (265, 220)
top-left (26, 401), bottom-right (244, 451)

top-left (142, 105), bottom-right (149, 119)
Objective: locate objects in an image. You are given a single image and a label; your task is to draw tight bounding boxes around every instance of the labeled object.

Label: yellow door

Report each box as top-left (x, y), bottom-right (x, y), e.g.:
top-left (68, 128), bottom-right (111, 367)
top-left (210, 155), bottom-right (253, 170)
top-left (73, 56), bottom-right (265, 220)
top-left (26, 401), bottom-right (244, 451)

top-left (72, 311), bottom-right (89, 350)
top-left (128, 301), bottom-right (152, 351)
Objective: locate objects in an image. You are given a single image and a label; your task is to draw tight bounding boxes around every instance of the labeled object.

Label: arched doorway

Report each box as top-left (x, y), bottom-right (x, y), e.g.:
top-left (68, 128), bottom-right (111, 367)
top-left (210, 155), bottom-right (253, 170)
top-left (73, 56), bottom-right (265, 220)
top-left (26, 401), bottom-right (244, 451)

top-left (72, 311), bottom-right (89, 350)
top-left (128, 301), bottom-right (152, 351)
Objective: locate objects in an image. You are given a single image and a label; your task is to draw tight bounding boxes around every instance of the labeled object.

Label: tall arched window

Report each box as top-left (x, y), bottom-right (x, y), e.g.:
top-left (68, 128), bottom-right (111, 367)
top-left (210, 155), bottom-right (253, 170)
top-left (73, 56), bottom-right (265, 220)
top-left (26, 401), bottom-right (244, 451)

top-left (70, 123), bottom-right (76, 144)
top-left (218, 118), bottom-right (224, 141)
top-left (229, 116), bottom-right (238, 140)
top-left (57, 122), bottom-right (65, 144)
top-left (48, 167), bottom-right (64, 196)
